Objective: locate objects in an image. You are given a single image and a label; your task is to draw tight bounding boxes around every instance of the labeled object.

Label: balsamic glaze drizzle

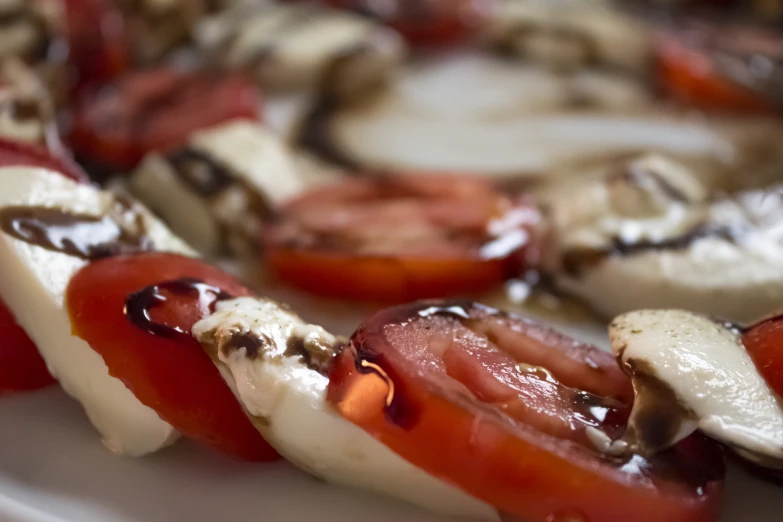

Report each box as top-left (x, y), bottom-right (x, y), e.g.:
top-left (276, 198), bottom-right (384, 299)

top-left (0, 205), bottom-right (152, 260)
top-left (124, 278), bottom-right (232, 341)
top-left (562, 222), bottom-right (739, 276)
top-left (353, 344), bottom-right (420, 429)
top-left (166, 148), bottom-right (237, 197)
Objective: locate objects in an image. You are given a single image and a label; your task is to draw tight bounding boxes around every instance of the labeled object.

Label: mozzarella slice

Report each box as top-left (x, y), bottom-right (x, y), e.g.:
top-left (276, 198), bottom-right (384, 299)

top-left (130, 120), bottom-right (311, 256)
top-left (555, 154), bottom-right (783, 322)
top-left (301, 51), bottom-right (744, 180)
top-left (193, 297), bottom-right (499, 521)
top-left (486, 0), bottom-right (651, 74)
top-left (0, 59), bottom-right (55, 147)
top-left (196, 3), bottom-right (405, 95)
top-left (610, 309), bottom-right (783, 466)
top-left (0, 167), bottom-right (194, 456)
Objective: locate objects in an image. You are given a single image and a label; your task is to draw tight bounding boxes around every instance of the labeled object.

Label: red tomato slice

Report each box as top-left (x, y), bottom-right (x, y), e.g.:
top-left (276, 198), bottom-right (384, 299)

top-left (70, 68), bottom-right (260, 171)
top-left (264, 175), bottom-right (543, 302)
top-left (66, 252), bottom-right (278, 461)
top-left (325, 0), bottom-right (496, 46)
top-left (0, 300), bottom-right (55, 395)
top-left (64, 0), bottom-right (129, 93)
top-left (0, 137), bottom-right (88, 183)
top-left (656, 25), bottom-right (780, 114)
top-left (743, 313), bottom-right (783, 398)
top-left (328, 300), bottom-right (725, 522)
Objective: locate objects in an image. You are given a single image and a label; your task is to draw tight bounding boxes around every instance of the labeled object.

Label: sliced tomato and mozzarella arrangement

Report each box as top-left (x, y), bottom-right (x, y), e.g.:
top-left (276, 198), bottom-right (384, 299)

top-left (0, 166), bottom-right (188, 454)
top-left (69, 67), bottom-right (261, 173)
top-left (1, 1), bottom-right (783, 521)
top-left (549, 153), bottom-right (783, 323)
top-left (195, 2), bottom-right (406, 95)
top-left (4, 160), bottom-right (783, 521)
top-left (296, 49), bottom-right (769, 181)
top-left (129, 119), bottom-right (309, 256)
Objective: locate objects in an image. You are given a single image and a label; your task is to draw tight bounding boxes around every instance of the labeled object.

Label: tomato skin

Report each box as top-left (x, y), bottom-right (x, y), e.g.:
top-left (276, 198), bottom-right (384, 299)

top-left (64, 0), bottom-right (130, 93)
top-left (327, 301), bottom-right (724, 522)
top-left (267, 248), bottom-right (513, 303)
top-left (0, 300), bottom-right (55, 395)
top-left (325, 0), bottom-right (496, 46)
top-left (655, 27), bottom-right (780, 115)
top-left (743, 313), bottom-right (783, 398)
top-left (0, 137), bottom-right (88, 183)
top-left (70, 68), bottom-right (260, 171)
top-left (264, 175), bottom-right (542, 303)
top-left (66, 252), bottom-right (278, 461)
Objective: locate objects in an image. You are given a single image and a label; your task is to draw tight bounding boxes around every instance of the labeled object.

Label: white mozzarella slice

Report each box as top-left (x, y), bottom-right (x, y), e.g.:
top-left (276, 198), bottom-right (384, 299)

top-left (0, 59), bottom-right (64, 152)
top-left (610, 309), bottom-right (783, 465)
top-left (555, 156), bottom-right (783, 323)
top-left (310, 52), bottom-right (742, 180)
top-left (193, 297), bottom-right (499, 521)
top-left (130, 120), bottom-right (308, 256)
top-left (487, 0), bottom-right (651, 73)
top-left (131, 154), bottom-right (219, 254)
top-left (189, 120), bottom-right (305, 204)
top-left (0, 167), bottom-right (194, 456)
top-left (197, 3), bottom-right (405, 94)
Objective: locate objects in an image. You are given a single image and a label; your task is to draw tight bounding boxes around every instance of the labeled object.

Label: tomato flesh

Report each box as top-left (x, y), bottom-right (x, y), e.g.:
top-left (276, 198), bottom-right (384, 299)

top-left (264, 175), bottom-right (543, 302)
top-left (744, 313), bottom-right (783, 398)
top-left (328, 300), bottom-right (724, 522)
top-left (67, 252), bottom-right (278, 461)
top-left (0, 300), bottom-right (55, 394)
top-left (325, 0), bottom-right (497, 46)
top-left (70, 68), bottom-right (260, 171)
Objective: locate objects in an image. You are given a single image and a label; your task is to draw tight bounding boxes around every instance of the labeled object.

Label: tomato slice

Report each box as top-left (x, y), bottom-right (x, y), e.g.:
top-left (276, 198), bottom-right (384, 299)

top-left (325, 0), bottom-right (496, 46)
top-left (0, 300), bottom-right (55, 395)
top-left (0, 137), bottom-right (87, 183)
top-left (656, 24), bottom-right (781, 114)
top-left (64, 0), bottom-right (129, 93)
top-left (743, 313), bottom-right (783, 398)
top-left (70, 68), bottom-right (260, 172)
top-left (327, 301), bottom-right (724, 522)
top-left (264, 175), bottom-right (543, 302)
top-left (66, 252), bottom-right (278, 461)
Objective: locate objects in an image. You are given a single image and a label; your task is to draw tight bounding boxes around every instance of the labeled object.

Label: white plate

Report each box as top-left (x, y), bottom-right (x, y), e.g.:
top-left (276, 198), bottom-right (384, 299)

top-left (2, 292), bottom-right (783, 522)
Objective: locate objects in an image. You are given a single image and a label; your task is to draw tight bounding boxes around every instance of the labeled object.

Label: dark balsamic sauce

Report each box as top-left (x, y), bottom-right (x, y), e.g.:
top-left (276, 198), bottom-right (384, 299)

top-left (295, 35), bottom-right (386, 171)
top-left (562, 222), bottom-right (738, 276)
top-left (124, 278), bottom-right (232, 341)
top-left (164, 145), bottom-right (277, 253)
top-left (284, 335), bottom-right (337, 376)
top-left (297, 93), bottom-right (362, 171)
top-left (352, 344), bottom-right (420, 430)
top-left (621, 359), bottom-right (694, 457)
top-left (167, 148), bottom-right (237, 197)
top-left (224, 331), bottom-right (268, 360)
top-left (0, 205), bottom-right (153, 260)
top-left (613, 161), bottom-right (689, 203)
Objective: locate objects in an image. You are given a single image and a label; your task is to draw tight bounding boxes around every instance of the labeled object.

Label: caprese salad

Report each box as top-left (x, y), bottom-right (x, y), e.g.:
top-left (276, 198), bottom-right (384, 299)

top-left (0, 1), bottom-right (782, 522)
